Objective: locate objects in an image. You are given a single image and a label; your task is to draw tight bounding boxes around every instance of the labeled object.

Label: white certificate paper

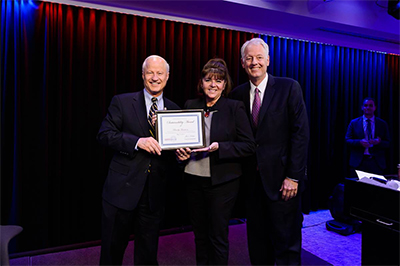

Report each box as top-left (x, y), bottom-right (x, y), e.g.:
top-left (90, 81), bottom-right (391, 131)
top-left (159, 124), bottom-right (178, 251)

top-left (156, 109), bottom-right (205, 150)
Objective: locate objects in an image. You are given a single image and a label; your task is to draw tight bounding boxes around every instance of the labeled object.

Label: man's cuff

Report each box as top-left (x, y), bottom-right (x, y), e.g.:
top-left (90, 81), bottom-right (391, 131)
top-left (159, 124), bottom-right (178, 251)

top-left (287, 177), bottom-right (298, 182)
top-left (134, 139), bottom-right (139, 151)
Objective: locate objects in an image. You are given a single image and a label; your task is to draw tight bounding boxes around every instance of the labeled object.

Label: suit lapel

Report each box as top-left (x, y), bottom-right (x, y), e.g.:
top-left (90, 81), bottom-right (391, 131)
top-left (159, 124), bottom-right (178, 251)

top-left (186, 97), bottom-right (223, 142)
top-left (210, 97), bottom-right (226, 141)
top-left (374, 118), bottom-right (382, 137)
top-left (163, 97), bottom-right (177, 110)
top-left (259, 74), bottom-right (276, 125)
top-left (356, 117), bottom-right (364, 138)
top-left (132, 90), bottom-right (149, 135)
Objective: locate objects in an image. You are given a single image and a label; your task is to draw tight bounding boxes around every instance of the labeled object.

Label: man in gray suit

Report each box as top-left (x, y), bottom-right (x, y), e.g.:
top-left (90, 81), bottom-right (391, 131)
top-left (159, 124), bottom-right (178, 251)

top-left (230, 38), bottom-right (309, 265)
top-left (345, 97), bottom-right (390, 177)
top-left (97, 55), bottom-right (180, 265)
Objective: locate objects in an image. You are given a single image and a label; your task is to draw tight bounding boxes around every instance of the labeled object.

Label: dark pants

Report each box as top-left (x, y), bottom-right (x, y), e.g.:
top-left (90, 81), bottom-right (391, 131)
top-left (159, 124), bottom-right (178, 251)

top-left (185, 174), bottom-right (240, 265)
top-left (246, 173), bottom-right (303, 266)
top-left (99, 182), bottom-right (164, 266)
top-left (349, 155), bottom-right (384, 178)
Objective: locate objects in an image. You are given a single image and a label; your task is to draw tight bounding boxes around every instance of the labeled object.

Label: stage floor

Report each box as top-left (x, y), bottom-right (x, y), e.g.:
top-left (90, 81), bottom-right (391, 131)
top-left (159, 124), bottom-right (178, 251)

top-left (10, 209), bottom-right (361, 266)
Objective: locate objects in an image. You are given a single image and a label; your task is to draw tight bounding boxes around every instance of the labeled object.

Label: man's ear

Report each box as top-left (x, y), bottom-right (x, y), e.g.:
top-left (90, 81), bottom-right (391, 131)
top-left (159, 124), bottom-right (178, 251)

top-left (241, 58), bottom-right (246, 68)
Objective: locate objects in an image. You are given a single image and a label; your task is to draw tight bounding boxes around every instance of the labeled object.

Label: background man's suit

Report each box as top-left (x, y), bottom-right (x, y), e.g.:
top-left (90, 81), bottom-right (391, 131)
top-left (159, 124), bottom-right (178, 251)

top-left (345, 116), bottom-right (390, 175)
top-left (97, 90), bottom-right (179, 265)
top-left (230, 74), bottom-right (309, 265)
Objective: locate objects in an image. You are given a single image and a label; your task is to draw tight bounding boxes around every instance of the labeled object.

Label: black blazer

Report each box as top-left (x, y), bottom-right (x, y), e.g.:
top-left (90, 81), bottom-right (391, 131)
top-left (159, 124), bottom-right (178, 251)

top-left (184, 97), bottom-right (256, 186)
top-left (97, 90), bottom-right (180, 211)
top-left (345, 116), bottom-right (390, 169)
top-left (230, 75), bottom-right (310, 200)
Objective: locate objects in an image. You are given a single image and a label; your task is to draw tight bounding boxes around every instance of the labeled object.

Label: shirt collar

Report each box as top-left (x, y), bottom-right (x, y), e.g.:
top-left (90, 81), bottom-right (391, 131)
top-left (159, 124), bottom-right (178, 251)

top-left (250, 74), bottom-right (268, 94)
top-left (143, 89), bottom-right (163, 102)
top-left (363, 115), bottom-right (375, 123)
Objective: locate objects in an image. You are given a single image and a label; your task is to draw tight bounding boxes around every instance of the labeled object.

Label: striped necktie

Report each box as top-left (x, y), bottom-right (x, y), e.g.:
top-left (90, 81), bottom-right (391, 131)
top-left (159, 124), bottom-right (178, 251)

top-left (252, 88), bottom-right (261, 127)
top-left (148, 97), bottom-right (157, 137)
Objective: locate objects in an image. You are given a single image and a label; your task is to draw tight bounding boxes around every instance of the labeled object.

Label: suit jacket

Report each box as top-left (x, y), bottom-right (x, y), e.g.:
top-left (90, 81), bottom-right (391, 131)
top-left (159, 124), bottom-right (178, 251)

top-left (184, 97), bottom-right (256, 186)
top-left (345, 116), bottom-right (390, 169)
top-left (230, 75), bottom-right (310, 201)
top-left (97, 90), bottom-right (180, 211)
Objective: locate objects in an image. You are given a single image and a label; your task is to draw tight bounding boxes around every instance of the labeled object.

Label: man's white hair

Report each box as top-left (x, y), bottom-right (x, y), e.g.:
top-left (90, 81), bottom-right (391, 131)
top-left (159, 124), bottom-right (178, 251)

top-left (142, 55), bottom-right (170, 73)
top-left (240, 38), bottom-right (269, 59)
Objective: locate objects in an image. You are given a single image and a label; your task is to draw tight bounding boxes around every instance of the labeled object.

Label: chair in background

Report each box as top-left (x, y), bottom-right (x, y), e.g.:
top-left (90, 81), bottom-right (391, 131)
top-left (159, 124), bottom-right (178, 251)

top-left (1, 225), bottom-right (23, 266)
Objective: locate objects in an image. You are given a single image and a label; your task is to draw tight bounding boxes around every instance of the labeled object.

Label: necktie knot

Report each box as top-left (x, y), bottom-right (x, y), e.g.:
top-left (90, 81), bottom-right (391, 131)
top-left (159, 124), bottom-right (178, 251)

top-left (151, 97), bottom-right (157, 103)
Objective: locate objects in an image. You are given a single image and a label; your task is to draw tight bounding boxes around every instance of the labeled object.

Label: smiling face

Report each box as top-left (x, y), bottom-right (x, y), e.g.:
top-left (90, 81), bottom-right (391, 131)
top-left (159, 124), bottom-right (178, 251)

top-left (142, 56), bottom-right (169, 97)
top-left (201, 74), bottom-right (226, 106)
top-left (241, 43), bottom-right (270, 86)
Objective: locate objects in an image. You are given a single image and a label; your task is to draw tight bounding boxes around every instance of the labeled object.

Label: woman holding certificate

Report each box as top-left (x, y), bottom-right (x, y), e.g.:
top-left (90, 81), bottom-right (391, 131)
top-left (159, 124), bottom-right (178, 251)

top-left (176, 58), bottom-right (255, 265)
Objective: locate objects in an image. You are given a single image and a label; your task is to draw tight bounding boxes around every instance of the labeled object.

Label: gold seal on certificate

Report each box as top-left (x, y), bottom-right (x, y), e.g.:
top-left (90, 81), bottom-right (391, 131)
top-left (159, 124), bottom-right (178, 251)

top-left (155, 109), bottom-right (205, 150)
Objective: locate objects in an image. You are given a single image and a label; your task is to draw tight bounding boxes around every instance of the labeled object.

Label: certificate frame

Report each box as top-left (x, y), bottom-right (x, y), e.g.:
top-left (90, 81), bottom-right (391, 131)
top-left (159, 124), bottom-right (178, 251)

top-left (155, 109), bottom-right (205, 150)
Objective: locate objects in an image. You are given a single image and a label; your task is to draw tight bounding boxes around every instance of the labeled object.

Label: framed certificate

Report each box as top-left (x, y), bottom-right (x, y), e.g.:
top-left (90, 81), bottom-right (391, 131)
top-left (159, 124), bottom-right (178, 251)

top-left (155, 109), bottom-right (205, 150)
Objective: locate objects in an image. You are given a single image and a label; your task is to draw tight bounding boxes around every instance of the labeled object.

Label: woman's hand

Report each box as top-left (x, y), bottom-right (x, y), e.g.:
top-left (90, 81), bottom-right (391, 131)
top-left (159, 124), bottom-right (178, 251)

top-left (192, 142), bottom-right (219, 153)
top-left (175, 147), bottom-right (192, 161)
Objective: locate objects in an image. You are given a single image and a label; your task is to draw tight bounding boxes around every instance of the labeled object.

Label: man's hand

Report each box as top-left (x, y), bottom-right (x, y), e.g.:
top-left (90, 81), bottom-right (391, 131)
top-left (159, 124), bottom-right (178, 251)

top-left (175, 147), bottom-right (192, 161)
top-left (369, 136), bottom-right (381, 145)
top-left (360, 139), bottom-right (372, 148)
top-left (151, 114), bottom-right (157, 126)
top-left (137, 137), bottom-right (162, 155)
top-left (280, 178), bottom-right (298, 201)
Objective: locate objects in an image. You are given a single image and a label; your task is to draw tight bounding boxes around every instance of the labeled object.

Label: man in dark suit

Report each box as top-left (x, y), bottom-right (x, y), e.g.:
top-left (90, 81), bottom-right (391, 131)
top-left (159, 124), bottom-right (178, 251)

top-left (230, 38), bottom-right (309, 265)
top-left (97, 55), bottom-right (180, 265)
top-left (345, 97), bottom-right (390, 177)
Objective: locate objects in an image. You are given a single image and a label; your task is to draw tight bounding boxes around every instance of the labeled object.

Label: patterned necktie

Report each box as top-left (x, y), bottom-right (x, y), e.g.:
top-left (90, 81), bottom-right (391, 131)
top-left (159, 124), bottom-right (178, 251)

top-left (252, 88), bottom-right (261, 127)
top-left (148, 97), bottom-right (158, 136)
top-left (366, 119), bottom-right (372, 140)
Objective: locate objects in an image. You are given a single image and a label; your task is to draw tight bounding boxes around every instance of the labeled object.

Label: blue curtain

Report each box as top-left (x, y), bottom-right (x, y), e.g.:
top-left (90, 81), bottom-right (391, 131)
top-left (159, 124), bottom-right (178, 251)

top-left (261, 35), bottom-right (398, 211)
top-left (1, 1), bottom-right (399, 253)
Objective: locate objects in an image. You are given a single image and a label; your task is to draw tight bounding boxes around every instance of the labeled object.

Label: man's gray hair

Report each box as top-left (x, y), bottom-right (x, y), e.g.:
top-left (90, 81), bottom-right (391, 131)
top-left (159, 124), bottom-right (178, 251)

top-left (240, 38), bottom-right (269, 59)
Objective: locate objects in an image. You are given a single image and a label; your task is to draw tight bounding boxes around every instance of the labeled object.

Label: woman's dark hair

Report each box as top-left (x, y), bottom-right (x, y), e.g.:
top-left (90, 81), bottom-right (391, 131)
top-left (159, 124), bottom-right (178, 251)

top-left (197, 58), bottom-right (233, 96)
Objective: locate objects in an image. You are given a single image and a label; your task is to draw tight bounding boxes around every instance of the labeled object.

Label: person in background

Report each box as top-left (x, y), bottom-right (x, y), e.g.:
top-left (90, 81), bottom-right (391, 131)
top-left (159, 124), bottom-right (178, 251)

top-left (230, 38), bottom-right (309, 265)
top-left (97, 55), bottom-right (180, 265)
top-left (345, 97), bottom-right (390, 177)
top-left (176, 58), bottom-right (256, 265)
